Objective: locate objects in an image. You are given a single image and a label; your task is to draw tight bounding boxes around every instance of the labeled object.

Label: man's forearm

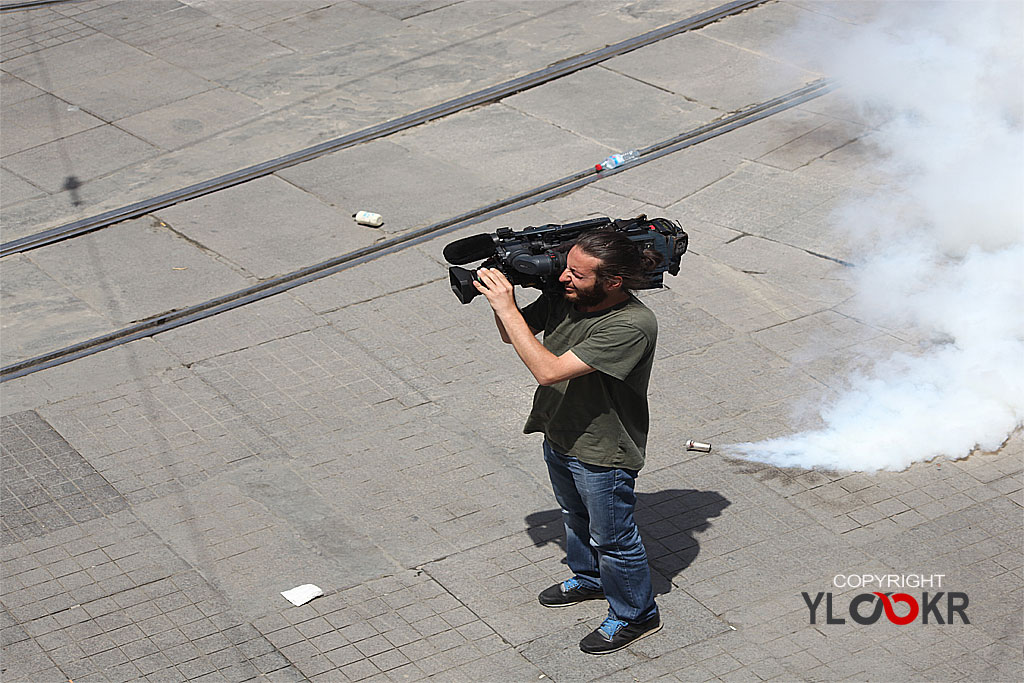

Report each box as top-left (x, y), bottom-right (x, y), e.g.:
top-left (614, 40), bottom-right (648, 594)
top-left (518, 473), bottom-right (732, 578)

top-left (474, 267), bottom-right (592, 385)
top-left (498, 309), bottom-right (564, 386)
top-left (493, 311), bottom-right (511, 344)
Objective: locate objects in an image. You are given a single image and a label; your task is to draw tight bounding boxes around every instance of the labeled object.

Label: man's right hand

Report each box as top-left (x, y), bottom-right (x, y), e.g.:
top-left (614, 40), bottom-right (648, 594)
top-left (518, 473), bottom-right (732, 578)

top-left (473, 268), bottom-right (519, 320)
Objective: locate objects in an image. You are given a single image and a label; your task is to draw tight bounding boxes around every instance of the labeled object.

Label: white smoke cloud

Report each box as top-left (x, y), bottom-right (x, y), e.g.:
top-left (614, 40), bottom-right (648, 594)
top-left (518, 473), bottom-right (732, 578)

top-left (730, 1), bottom-right (1024, 471)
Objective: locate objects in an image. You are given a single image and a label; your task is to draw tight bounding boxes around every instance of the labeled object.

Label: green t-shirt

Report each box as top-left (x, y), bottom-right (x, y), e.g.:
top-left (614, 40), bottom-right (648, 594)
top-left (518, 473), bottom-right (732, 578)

top-left (520, 292), bottom-right (657, 471)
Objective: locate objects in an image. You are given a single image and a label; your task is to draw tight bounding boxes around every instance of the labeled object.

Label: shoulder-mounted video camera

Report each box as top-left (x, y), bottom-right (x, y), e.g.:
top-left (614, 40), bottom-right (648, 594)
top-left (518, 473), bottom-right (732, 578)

top-left (442, 215), bottom-right (688, 304)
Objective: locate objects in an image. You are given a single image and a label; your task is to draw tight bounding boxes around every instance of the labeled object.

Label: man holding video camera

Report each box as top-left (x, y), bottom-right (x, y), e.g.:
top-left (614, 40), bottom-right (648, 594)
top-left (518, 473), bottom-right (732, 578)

top-left (473, 229), bottom-right (662, 655)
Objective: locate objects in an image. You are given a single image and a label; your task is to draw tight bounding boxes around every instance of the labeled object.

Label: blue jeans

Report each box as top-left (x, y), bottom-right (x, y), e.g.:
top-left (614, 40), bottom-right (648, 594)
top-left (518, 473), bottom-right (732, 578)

top-left (543, 440), bottom-right (657, 623)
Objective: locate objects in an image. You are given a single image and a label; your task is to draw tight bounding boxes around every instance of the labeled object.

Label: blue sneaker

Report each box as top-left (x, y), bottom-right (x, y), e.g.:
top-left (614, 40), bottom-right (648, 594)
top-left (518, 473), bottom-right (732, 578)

top-left (579, 613), bottom-right (662, 654)
top-left (538, 577), bottom-right (604, 608)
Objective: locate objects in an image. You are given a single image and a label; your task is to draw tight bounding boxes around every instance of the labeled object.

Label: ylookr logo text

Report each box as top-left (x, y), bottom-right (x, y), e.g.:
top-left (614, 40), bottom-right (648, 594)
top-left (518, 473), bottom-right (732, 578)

top-left (803, 574), bottom-right (969, 626)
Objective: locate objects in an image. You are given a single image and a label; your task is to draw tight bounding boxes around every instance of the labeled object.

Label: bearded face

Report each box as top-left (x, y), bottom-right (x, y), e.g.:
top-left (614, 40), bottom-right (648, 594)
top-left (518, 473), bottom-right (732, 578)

top-left (559, 246), bottom-right (615, 308)
top-left (563, 278), bottom-right (608, 307)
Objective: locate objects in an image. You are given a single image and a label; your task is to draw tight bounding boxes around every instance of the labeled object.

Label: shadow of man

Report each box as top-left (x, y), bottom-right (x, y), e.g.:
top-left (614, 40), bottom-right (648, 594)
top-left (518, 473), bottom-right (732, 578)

top-left (525, 488), bottom-right (730, 597)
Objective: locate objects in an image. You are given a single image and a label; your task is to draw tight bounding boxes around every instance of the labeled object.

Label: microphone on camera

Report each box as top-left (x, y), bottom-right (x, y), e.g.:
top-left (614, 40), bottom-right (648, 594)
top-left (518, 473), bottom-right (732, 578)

top-left (443, 234), bottom-right (496, 265)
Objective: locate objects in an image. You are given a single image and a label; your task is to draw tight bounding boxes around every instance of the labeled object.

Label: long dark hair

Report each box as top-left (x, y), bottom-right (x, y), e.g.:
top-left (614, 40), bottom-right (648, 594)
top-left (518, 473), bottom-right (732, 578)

top-left (573, 229), bottom-right (663, 291)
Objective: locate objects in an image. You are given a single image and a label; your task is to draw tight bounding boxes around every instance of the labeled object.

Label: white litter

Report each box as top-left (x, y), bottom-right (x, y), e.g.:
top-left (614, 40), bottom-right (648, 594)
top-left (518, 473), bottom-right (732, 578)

top-left (353, 210), bottom-right (384, 227)
top-left (281, 584), bottom-right (323, 606)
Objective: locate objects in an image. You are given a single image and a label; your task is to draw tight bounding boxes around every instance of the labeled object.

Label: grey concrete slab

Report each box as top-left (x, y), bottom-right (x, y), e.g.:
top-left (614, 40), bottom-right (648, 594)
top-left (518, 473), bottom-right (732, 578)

top-left (0, 83), bottom-right (407, 238)
top-left (179, 321), bottom-right (554, 566)
top-left (669, 159), bottom-right (854, 258)
top-left (0, 169), bottom-right (44, 208)
top-left (347, 37), bottom-right (544, 112)
top-left (156, 174), bottom-right (379, 280)
top-left (25, 216), bottom-right (251, 326)
top-left (4, 24), bottom-right (549, 236)
top-left (790, 89), bottom-right (875, 131)
top-left (699, 0), bottom-right (865, 75)
top-left (1, 338), bottom-right (180, 407)
top-left (0, 372), bottom-right (50, 416)
top-left (605, 29), bottom-right (818, 112)
top-left (53, 59), bottom-right (216, 122)
top-left (176, 0), bottom-right (340, 31)
top-left (505, 64), bottom-right (717, 153)
top-left (0, 409), bottom-right (129, 545)
top-left (1, 124), bottom-right (159, 195)
top-left (665, 103), bottom-right (844, 166)
top-left (698, 230), bottom-right (853, 308)
top-left (0, 93), bottom-right (106, 157)
top-left (69, 0), bottom-right (216, 48)
top-left (495, 0), bottom-right (717, 57)
top-left (0, 72), bottom-right (44, 107)
top-left (393, 103), bottom-right (611, 195)
top-left (115, 88), bottom-right (266, 151)
top-left (0, 2), bottom-right (744, 238)
top-left (0, 254), bottom-right (112, 366)
top-left (589, 143), bottom-right (743, 208)
top-left (529, 184), bottom-right (653, 224)
top-left (141, 26), bottom-right (295, 83)
top-left (657, 248), bottom-right (825, 336)
top-left (276, 137), bottom-right (512, 235)
top-left (0, 4), bottom-right (101, 62)
top-left (356, 0), bottom-right (463, 21)
top-left (156, 293), bottom-right (325, 366)
top-left (401, 0), bottom-right (542, 37)
top-left (253, 0), bottom-right (407, 53)
top-left (217, 30), bottom-right (452, 110)
top-left (248, 569), bottom-right (528, 680)
top-left (135, 460), bottom-right (399, 621)
top-left (1, 32), bottom-right (156, 93)
top-left (0, 505), bottom-right (298, 681)
top-left (289, 246), bottom-right (445, 314)
top-left (786, 0), bottom-right (889, 25)
top-left (757, 118), bottom-right (869, 171)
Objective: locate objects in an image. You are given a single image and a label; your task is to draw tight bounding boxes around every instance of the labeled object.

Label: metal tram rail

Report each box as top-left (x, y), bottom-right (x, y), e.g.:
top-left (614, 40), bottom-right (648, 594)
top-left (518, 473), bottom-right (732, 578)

top-left (0, 0), bottom-right (81, 11)
top-left (0, 0), bottom-right (768, 258)
top-left (0, 79), bottom-right (834, 383)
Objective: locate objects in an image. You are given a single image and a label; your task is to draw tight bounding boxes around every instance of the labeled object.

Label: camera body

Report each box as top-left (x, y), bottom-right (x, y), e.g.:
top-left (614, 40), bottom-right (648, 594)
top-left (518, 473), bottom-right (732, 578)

top-left (443, 215), bottom-right (688, 304)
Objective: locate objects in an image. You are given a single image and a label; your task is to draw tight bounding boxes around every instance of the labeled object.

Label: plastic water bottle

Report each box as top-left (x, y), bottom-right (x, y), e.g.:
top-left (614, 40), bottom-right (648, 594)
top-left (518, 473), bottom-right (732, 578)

top-left (596, 149), bottom-right (640, 171)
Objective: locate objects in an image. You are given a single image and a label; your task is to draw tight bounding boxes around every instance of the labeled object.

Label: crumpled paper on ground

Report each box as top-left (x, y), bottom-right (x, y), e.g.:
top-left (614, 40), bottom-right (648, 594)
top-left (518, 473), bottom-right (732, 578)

top-left (280, 584), bottom-right (323, 606)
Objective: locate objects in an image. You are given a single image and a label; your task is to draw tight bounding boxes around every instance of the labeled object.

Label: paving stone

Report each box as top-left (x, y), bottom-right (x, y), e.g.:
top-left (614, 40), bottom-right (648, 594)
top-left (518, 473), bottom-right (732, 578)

top-left (509, 63), bottom-right (715, 151)
top-left (1, 31), bottom-right (153, 94)
top-left (393, 102), bottom-right (612, 195)
top-left (276, 137), bottom-right (515, 237)
top-left (0, 168), bottom-right (45, 208)
top-left (116, 88), bottom-right (267, 151)
top-left (59, 58), bottom-right (216, 122)
top-left (0, 73), bottom-right (44, 106)
top-left (156, 173), bottom-right (378, 280)
top-left (0, 411), bottom-right (127, 545)
top-left (0, 92), bottom-right (105, 158)
top-left (606, 29), bottom-right (817, 113)
top-left (2, 124), bottom-right (159, 195)
top-left (252, 1), bottom-right (406, 54)
top-left (24, 216), bottom-right (250, 327)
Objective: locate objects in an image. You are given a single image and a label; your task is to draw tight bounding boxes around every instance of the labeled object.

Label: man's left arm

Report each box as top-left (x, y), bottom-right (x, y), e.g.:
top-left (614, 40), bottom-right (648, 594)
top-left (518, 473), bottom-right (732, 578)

top-left (474, 268), bottom-right (594, 386)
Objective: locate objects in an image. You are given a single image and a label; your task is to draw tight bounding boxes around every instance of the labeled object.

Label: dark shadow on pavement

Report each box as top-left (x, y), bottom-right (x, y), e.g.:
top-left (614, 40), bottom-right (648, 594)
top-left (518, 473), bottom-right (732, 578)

top-left (525, 489), bottom-right (731, 597)
top-left (62, 175), bottom-right (83, 206)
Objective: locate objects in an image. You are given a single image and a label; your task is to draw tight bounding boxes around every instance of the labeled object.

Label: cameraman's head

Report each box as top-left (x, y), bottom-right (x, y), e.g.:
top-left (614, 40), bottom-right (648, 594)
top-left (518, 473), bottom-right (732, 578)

top-left (559, 229), bottom-right (663, 308)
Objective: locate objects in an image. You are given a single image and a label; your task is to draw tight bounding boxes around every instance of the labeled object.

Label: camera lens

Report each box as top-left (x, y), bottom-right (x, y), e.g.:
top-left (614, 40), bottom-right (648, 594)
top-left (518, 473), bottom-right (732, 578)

top-left (448, 267), bottom-right (480, 304)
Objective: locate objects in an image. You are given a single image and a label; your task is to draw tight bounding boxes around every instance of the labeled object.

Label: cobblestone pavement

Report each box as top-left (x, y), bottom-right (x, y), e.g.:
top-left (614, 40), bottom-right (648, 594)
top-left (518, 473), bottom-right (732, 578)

top-left (2, 1), bottom-right (1021, 682)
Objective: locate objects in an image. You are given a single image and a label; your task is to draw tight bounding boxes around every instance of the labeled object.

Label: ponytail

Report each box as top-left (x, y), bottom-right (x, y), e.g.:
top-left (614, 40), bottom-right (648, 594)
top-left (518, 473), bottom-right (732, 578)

top-left (573, 230), bottom-right (662, 291)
